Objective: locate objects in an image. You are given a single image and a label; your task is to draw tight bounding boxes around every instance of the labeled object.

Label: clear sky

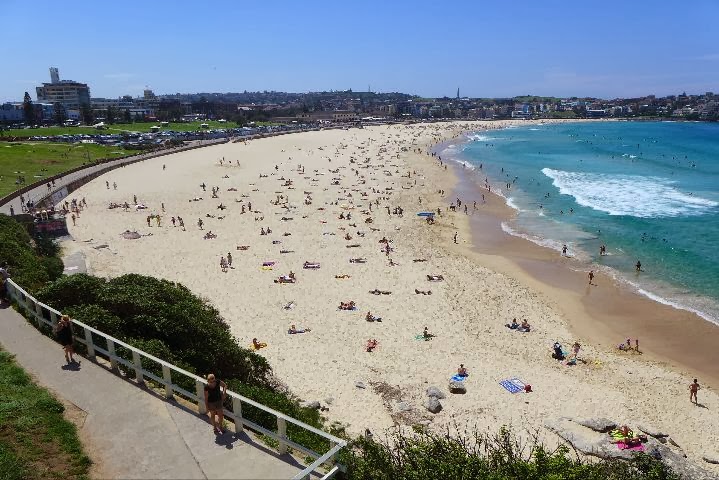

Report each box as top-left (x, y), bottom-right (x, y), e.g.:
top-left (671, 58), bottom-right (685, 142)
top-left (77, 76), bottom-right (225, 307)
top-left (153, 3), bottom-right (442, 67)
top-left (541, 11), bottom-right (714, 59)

top-left (2, 0), bottom-right (718, 101)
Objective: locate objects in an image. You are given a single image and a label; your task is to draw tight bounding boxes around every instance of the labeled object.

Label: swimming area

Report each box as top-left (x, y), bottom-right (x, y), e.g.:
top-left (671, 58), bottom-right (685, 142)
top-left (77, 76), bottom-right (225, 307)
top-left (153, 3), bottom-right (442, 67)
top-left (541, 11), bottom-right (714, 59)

top-left (444, 121), bottom-right (719, 324)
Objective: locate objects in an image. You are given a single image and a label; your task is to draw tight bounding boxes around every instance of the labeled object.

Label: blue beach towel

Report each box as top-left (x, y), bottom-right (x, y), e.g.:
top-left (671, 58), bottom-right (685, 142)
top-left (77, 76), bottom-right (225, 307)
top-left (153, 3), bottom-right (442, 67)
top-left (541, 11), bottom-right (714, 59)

top-left (450, 374), bottom-right (467, 382)
top-left (499, 378), bottom-right (525, 394)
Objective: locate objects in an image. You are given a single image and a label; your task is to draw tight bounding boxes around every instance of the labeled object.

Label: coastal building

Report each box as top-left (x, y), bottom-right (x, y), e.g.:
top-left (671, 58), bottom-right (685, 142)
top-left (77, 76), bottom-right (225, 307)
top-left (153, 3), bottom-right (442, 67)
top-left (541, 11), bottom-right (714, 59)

top-left (35, 67), bottom-right (91, 114)
top-left (0, 103), bottom-right (24, 123)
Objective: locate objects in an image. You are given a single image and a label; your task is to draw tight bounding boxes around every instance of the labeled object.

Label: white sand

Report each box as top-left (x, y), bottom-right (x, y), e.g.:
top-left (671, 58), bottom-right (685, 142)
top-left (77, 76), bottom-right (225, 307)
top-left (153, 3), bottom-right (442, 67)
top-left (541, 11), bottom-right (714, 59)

top-left (61, 122), bottom-right (719, 472)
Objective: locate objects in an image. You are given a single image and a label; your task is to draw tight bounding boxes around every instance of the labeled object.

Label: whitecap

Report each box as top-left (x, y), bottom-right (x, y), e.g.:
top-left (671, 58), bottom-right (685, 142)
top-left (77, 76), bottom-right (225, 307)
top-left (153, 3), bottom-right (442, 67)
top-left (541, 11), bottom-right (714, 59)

top-left (541, 168), bottom-right (718, 218)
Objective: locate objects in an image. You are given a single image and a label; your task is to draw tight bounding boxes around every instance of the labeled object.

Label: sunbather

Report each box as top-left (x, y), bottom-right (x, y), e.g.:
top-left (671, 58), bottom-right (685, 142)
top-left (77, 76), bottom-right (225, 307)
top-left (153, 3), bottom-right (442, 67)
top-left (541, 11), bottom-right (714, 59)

top-left (552, 342), bottom-right (565, 360)
top-left (365, 311), bottom-right (382, 322)
top-left (335, 274), bottom-right (351, 279)
top-left (457, 364), bottom-right (469, 377)
top-left (288, 324), bottom-right (311, 334)
top-left (252, 338), bottom-right (267, 350)
top-left (366, 339), bottom-right (378, 352)
top-left (423, 326), bottom-right (435, 340)
top-left (303, 261), bottom-right (320, 269)
top-left (506, 318), bottom-right (520, 329)
top-left (349, 258), bottom-right (367, 263)
top-left (518, 319), bottom-right (531, 332)
top-left (339, 301), bottom-right (356, 310)
top-left (427, 275), bottom-right (444, 281)
top-left (414, 289), bottom-right (432, 295)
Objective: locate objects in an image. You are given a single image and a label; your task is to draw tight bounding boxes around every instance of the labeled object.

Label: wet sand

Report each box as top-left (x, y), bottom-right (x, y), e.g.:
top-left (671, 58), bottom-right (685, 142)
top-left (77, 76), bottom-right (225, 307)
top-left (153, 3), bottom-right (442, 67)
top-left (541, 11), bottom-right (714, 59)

top-left (450, 150), bottom-right (719, 390)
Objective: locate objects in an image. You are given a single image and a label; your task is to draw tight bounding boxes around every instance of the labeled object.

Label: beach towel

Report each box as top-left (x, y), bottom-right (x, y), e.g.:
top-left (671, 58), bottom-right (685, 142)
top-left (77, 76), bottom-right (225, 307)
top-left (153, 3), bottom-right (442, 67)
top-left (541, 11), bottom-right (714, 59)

top-left (261, 266), bottom-right (273, 271)
top-left (450, 374), bottom-right (467, 382)
top-left (499, 378), bottom-right (526, 394)
top-left (616, 441), bottom-right (644, 451)
top-left (262, 261), bottom-right (276, 267)
top-left (414, 334), bottom-right (425, 340)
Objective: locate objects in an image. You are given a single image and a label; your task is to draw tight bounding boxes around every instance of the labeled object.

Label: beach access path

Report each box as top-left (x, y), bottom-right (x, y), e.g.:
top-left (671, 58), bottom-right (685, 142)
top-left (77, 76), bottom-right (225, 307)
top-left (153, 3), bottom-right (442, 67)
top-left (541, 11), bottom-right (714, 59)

top-left (0, 305), bottom-right (307, 479)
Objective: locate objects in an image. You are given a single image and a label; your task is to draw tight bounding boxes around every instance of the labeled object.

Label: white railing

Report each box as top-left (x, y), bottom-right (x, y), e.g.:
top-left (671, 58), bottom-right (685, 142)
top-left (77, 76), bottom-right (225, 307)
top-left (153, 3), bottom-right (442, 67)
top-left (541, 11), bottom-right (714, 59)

top-left (6, 278), bottom-right (346, 480)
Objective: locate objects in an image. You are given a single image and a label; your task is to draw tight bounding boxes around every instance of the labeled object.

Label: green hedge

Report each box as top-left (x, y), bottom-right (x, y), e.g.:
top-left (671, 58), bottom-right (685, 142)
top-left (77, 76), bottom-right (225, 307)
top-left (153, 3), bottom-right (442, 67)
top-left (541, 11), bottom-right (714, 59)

top-left (0, 214), bottom-right (64, 292)
top-left (341, 426), bottom-right (679, 480)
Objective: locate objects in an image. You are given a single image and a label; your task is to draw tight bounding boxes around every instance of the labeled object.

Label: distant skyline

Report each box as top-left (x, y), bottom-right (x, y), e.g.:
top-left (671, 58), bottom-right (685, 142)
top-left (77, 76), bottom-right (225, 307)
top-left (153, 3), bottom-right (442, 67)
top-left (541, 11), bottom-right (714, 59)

top-left (2, 0), bottom-right (718, 102)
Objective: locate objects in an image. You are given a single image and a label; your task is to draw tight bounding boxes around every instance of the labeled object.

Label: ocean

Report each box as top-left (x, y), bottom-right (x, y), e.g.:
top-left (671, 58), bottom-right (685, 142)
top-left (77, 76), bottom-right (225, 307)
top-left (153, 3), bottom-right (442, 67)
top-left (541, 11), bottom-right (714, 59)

top-left (444, 121), bottom-right (719, 325)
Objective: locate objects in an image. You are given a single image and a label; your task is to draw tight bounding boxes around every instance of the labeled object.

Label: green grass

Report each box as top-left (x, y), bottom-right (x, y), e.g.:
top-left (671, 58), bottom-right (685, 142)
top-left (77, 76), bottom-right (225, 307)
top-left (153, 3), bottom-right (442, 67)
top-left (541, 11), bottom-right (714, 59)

top-left (0, 349), bottom-right (91, 479)
top-left (1, 120), bottom-right (238, 137)
top-left (0, 142), bottom-right (132, 198)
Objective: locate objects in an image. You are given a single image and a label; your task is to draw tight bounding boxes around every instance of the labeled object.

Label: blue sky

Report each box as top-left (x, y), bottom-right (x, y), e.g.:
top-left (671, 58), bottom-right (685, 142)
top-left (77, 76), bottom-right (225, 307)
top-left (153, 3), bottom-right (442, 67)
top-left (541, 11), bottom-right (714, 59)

top-left (2, 0), bottom-right (718, 101)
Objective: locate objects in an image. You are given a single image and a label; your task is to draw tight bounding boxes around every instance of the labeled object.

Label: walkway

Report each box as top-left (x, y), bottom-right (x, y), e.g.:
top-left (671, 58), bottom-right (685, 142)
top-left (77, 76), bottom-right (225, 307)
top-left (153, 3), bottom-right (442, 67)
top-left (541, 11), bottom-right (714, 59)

top-left (0, 305), bottom-right (307, 479)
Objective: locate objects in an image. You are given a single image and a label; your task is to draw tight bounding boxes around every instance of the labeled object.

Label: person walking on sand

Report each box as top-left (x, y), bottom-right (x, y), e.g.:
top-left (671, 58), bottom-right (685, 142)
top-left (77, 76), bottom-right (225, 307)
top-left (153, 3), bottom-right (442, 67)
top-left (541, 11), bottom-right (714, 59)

top-left (562, 244), bottom-right (568, 256)
top-left (54, 315), bottom-right (76, 364)
top-left (588, 270), bottom-right (595, 285)
top-left (204, 374), bottom-right (227, 434)
top-left (198, 218), bottom-right (204, 230)
top-left (690, 379), bottom-right (700, 405)
top-left (220, 256), bottom-right (228, 273)
top-left (227, 252), bottom-right (232, 268)
top-left (454, 232), bottom-right (458, 244)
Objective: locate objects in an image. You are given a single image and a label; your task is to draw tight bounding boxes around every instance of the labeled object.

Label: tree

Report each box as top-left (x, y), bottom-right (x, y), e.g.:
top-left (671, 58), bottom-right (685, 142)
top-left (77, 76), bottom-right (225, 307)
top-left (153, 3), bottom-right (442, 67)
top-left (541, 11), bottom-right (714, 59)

top-left (80, 103), bottom-right (94, 125)
top-left (23, 92), bottom-right (35, 125)
top-left (52, 102), bottom-right (67, 125)
top-left (106, 106), bottom-right (116, 124)
top-left (123, 109), bottom-right (132, 123)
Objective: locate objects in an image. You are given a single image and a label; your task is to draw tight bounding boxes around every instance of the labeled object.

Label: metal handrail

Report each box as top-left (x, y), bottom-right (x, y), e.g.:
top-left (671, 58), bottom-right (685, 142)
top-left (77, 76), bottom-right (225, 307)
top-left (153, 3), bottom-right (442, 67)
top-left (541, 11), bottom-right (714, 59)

top-left (6, 278), bottom-right (346, 479)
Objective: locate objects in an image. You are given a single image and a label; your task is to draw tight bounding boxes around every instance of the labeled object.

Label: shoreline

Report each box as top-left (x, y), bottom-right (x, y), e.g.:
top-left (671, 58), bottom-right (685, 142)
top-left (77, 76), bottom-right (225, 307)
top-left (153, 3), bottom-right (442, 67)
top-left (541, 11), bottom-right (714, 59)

top-left (437, 128), bottom-right (719, 390)
top-left (56, 122), bottom-right (719, 473)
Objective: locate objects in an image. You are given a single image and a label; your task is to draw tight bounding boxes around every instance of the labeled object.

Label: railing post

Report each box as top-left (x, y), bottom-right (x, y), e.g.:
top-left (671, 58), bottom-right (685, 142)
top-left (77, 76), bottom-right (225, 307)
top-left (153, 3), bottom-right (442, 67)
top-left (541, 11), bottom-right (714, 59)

top-left (84, 328), bottom-right (96, 360)
top-left (50, 311), bottom-right (59, 330)
top-left (162, 365), bottom-right (173, 399)
top-left (196, 380), bottom-right (207, 415)
top-left (277, 417), bottom-right (288, 454)
top-left (132, 350), bottom-right (144, 384)
top-left (34, 302), bottom-right (43, 327)
top-left (232, 396), bottom-right (244, 433)
top-left (107, 339), bottom-right (118, 372)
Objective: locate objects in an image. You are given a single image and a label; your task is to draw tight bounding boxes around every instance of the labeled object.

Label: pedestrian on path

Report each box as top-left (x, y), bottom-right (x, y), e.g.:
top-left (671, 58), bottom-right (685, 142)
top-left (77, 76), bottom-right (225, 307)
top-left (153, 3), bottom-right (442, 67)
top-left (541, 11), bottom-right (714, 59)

top-left (204, 374), bottom-right (227, 434)
top-left (54, 315), bottom-right (76, 364)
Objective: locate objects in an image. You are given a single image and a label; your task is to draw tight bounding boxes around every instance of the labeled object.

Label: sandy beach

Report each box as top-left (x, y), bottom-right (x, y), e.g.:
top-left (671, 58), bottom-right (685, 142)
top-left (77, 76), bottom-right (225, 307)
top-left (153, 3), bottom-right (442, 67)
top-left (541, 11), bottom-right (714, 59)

top-left (59, 121), bottom-right (719, 473)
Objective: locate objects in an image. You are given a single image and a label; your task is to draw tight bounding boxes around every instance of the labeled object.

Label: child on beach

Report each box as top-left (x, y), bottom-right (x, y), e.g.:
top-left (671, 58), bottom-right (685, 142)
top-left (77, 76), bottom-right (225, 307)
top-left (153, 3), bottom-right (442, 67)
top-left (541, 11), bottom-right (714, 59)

top-left (690, 379), bottom-right (700, 404)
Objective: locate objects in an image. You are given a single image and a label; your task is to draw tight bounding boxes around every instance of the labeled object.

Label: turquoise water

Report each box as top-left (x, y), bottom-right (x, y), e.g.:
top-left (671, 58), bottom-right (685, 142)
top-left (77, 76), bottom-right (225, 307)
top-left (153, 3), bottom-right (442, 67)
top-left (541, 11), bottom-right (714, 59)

top-left (444, 121), bottom-right (719, 324)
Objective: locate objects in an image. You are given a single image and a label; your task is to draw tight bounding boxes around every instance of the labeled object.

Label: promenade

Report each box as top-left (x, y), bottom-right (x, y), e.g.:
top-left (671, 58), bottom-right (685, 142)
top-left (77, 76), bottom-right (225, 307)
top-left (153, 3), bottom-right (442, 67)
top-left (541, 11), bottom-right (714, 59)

top-left (0, 305), bottom-right (308, 479)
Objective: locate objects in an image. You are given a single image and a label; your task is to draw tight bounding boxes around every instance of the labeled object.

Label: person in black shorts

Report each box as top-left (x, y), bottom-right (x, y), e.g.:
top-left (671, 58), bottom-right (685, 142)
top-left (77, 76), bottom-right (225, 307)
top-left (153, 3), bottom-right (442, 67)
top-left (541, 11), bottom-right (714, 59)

top-left (54, 315), bottom-right (76, 364)
top-left (204, 373), bottom-right (227, 434)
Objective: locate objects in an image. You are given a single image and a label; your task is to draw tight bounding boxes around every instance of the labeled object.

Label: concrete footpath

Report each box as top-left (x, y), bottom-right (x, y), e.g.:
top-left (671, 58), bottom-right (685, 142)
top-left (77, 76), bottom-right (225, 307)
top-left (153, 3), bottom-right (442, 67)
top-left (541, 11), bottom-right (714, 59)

top-left (0, 305), bottom-right (307, 479)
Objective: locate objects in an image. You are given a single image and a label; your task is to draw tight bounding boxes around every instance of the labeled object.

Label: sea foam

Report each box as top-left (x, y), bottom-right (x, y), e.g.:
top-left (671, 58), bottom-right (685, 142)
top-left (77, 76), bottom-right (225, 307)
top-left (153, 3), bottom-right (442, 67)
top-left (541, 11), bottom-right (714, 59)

top-left (542, 168), bottom-right (718, 218)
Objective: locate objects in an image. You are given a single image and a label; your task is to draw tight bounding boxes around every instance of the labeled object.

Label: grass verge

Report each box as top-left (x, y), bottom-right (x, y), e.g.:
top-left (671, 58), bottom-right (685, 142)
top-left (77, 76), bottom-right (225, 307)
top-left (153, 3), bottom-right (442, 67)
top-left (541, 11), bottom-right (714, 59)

top-left (0, 348), bottom-right (91, 480)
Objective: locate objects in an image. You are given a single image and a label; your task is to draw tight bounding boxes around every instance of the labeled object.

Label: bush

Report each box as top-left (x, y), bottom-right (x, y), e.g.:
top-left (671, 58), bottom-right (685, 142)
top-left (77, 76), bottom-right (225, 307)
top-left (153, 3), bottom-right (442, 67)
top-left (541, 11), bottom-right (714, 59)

top-left (37, 273), bottom-right (272, 387)
top-left (0, 214), bottom-right (63, 292)
top-left (341, 425), bottom-right (680, 480)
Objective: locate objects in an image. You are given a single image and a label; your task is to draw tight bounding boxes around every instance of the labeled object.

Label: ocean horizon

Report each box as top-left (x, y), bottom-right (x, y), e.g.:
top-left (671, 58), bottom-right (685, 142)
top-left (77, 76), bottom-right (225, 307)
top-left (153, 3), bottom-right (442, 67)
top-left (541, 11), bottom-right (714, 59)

top-left (443, 120), bottom-right (719, 325)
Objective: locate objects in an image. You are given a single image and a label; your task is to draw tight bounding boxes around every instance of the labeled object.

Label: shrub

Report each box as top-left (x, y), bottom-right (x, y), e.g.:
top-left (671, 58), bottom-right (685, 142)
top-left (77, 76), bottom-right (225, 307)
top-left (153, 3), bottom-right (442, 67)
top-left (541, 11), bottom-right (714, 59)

top-left (0, 214), bottom-right (63, 292)
top-left (37, 273), bottom-right (272, 387)
top-left (341, 425), bottom-right (680, 480)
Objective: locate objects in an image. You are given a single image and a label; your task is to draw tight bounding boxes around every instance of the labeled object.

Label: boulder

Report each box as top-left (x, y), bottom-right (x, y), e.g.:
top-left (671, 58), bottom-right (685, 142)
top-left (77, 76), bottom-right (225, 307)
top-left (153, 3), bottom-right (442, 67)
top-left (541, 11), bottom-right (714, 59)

top-left (425, 397), bottom-right (442, 414)
top-left (703, 454), bottom-right (719, 465)
top-left (395, 402), bottom-right (412, 413)
top-left (354, 381), bottom-right (366, 389)
top-left (426, 386), bottom-right (446, 399)
top-left (637, 423), bottom-right (668, 438)
top-left (300, 400), bottom-right (321, 410)
top-left (575, 417), bottom-right (616, 432)
top-left (448, 380), bottom-right (466, 394)
top-left (324, 396), bottom-right (334, 405)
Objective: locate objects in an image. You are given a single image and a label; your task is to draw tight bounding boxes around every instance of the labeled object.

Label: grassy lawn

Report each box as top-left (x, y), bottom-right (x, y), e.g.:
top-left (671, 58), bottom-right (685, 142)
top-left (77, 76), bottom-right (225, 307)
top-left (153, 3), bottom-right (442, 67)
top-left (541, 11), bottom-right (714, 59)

top-left (0, 348), bottom-right (91, 479)
top-left (2, 120), bottom-right (238, 137)
top-left (0, 143), bottom-right (131, 198)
